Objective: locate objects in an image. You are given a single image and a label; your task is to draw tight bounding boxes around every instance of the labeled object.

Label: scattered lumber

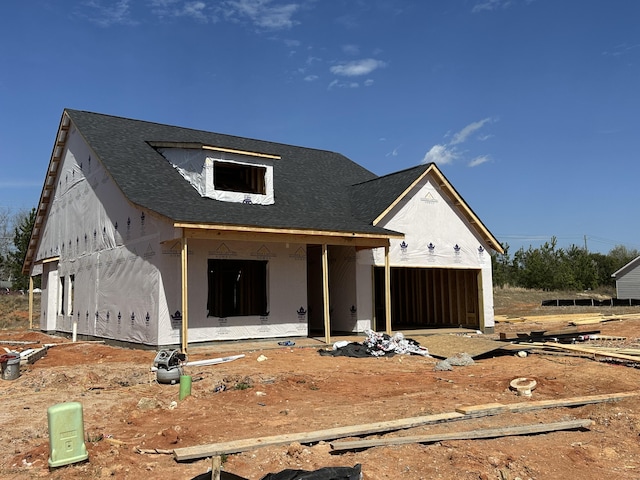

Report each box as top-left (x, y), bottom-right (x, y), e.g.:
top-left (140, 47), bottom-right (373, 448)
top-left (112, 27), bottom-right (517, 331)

top-left (455, 391), bottom-right (639, 416)
top-left (498, 328), bottom-right (600, 343)
top-left (508, 314), bottom-right (605, 323)
top-left (20, 346), bottom-right (48, 365)
top-left (542, 342), bottom-right (640, 363)
top-left (330, 419), bottom-right (593, 452)
top-left (568, 313), bottom-right (640, 326)
top-left (173, 391), bottom-right (639, 462)
top-left (174, 411), bottom-right (466, 461)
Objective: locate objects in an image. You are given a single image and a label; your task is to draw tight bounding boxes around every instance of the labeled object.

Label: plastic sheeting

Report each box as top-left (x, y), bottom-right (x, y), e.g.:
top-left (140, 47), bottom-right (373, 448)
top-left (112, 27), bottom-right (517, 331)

top-left (158, 147), bottom-right (275, 205)
top-left (34, 128), bottom-right (310, 345)
top-left (35, 127), bottom-right (172, 345)
top-left (369, 175), bottom-right (496, 330)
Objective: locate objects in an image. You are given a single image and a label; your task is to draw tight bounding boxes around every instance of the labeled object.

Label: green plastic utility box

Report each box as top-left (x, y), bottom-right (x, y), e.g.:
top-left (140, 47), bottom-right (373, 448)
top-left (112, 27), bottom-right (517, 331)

top-left (47, 401), bottom-right (89, 468)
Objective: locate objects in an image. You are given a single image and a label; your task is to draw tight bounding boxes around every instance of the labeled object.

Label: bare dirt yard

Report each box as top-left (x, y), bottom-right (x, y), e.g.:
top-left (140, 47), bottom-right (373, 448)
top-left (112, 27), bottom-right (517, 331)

top-left (2, 288), bottom-right (640, 480)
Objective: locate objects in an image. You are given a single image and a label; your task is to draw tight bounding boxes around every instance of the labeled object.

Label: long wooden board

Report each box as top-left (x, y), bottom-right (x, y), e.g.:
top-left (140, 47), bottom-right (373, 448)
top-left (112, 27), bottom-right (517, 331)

top-left (455, 391), bottom-right (639, 415)
top-left (330, 419), bottom-right (593, 452)
top-left (173, 411), bottom-right (465, 461)
top-left (542, 342), bottom-right (640, 362)
top-left (173, 391), bottom-right (639, 461)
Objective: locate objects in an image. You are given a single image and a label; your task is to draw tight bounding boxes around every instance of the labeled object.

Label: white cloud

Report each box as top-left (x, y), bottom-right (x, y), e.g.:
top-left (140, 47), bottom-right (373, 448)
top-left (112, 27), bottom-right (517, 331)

top-left (472, 0), bottom-right (535, 13)
top-left (468, 155), bottom-right (491, 167)
top-left (386, 145), bottom-right (402, 157)
top-left (472, 0), bottom-right (512, 13)
top-left (79, 0), bottom-right (138, 27)
top-left (223, 0), bottom-right (300, 30)
top-left (364, 79), bottom-right (374, 87)
top-left (330, 58), bottom-right (387, 77)
top-left (450, 117), bottom-right (492, 145)
top-left (342, 44), bottom-right (360, 56)
top-left (422, 144), bottom-right (458, 165)
top-left (304, 75), bottom-right (318, 82)
top-left (422, 117), bottom-right (496, 166)
top-left (327, 79), bottom-right (360, 90)
top-left (149, 0), bottom-right (212, 21)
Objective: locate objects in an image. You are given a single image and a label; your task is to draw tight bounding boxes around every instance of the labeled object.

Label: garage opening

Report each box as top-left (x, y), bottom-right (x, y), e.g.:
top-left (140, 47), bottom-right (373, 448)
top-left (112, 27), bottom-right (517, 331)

top-left (374, 266), bottom-right (480, 331)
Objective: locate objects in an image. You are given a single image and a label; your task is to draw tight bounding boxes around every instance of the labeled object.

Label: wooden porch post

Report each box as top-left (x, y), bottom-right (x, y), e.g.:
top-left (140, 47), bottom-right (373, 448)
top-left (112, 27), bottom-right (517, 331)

top-left (385, 244), bottom-right (392, 335)
top-left (322, 243), bottom-right (331, 345)
top-left (29, 276), bottom-right (34, 330)
top-left (181, 236), bottom-right (189, 353)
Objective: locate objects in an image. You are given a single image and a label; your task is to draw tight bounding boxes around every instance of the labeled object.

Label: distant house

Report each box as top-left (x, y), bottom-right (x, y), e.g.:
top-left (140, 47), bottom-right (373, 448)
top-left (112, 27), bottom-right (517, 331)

top-left (612, 256), bottom-right (640, 300)
top-left (23, 109), bottom-right (503, 349)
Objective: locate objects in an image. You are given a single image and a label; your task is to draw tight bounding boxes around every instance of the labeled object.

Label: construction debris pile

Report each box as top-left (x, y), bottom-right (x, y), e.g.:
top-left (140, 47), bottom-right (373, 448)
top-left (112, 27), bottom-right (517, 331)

top-left (318, 330), bottom-right (430, 358)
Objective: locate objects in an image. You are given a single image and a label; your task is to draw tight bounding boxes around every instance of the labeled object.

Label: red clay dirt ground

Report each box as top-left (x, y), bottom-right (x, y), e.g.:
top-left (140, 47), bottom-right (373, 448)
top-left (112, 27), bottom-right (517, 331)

top-left (2, 298), bottom-right (640, 479)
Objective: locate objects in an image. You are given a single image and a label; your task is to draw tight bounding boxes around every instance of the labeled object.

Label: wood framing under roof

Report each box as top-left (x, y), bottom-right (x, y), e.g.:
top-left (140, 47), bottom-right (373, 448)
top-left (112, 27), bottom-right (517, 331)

top-left (148, 141), bottom-right (281, 160)
top-left (173, 222), bottom-right (397, 248)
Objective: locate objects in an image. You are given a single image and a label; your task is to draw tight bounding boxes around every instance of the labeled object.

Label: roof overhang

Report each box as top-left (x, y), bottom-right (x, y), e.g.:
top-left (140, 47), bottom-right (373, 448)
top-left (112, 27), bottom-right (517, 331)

top-left (22, 111), bottom-right (73, 275)
top-left (173, 222), bottom-right (401, 249)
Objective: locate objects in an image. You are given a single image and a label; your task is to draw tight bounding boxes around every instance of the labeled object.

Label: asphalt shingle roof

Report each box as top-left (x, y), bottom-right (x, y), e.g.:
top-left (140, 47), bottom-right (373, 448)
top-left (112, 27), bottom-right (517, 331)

top-left (350, 164), bottom-right (432, 224)
top-left (65, 109), bottom-right (411, 237)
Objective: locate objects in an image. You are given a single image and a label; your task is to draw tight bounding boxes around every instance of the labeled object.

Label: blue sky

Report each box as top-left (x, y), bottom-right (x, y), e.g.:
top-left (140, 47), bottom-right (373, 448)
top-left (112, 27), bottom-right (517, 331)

top-left (1, 0), bottom-right (639, 255)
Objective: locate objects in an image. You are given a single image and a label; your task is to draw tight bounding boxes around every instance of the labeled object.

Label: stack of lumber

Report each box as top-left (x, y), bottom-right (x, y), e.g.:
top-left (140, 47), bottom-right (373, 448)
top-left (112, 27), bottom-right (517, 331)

top-left (535, 342), bottom-right (640, 364)
top-left (495, 313), bottom-right (626, 325)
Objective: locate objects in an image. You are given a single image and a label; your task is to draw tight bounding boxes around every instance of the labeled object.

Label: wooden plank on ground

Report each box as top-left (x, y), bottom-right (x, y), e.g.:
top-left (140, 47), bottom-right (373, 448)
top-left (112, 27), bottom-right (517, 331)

top-left (174, 391), bottom-right (640, 461)
top-left (330, 419), bottom-right (594, 452)
top-left (542, 343), bottom-right (640, 362)
top-left (505, 391), bottom-right (640, 412)
top-left (173, 411), bottom-right (466, 461)
top-left (455, 403), bottom-right (508, 416)
top-left (569, 318), bottom-right (620, 326)
top-left (456, 391), bottom-right (639, 416)
top-left (517, 314), bottom-right (604, 323)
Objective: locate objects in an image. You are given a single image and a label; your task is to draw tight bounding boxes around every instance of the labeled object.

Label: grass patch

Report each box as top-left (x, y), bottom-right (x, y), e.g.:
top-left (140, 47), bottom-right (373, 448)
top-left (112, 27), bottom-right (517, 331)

top-left (0, 294), bottom-right (40, 329)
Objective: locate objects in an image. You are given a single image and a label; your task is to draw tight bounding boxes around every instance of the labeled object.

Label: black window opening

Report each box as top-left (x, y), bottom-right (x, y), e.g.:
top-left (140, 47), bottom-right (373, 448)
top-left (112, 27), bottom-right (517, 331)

top-left (214, 162), bottom-right (266, 194)
top-left (207, 259), bottom-right (268, 318)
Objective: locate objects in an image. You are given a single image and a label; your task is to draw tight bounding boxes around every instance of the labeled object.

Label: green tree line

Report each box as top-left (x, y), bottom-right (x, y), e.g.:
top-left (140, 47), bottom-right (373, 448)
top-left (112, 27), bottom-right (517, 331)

top-left (0, 207), bottom-right (38, 291)
top-left (491, 236), bottom-right (639, 291)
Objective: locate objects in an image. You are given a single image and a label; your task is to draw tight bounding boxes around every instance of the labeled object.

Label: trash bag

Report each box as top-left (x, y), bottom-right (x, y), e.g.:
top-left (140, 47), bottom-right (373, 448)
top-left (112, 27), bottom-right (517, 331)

top-left (260, 464), bottom-right (362, 480)
top-left (191, 471), bottom-right (250, 480)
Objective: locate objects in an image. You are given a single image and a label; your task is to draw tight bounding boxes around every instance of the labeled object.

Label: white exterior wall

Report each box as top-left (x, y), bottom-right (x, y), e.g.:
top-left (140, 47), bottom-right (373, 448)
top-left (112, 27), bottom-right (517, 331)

top-left (35, 125), bottom-right (175, 345)
top-left (358, 175), bottom-right (495, 330)
top-left (158, 240), bottom-right (308, 345)
top-left (328, 246), bottom-right (364, 333)
top-left (40, 262), bottom-right (58, 331)
top-left (355, 252), bottom-right (374, 332)
top-left (34, 126), bottom-right (311, 346)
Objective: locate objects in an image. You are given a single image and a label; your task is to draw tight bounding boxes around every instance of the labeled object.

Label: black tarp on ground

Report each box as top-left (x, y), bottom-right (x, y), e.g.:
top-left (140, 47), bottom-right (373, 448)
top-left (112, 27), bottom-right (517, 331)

top-left (192, 464), bottom-right (362, 480)
top-left (192, 471), bottom-right (250, 480)
top-left (260, 464), bottom-right (362, 480)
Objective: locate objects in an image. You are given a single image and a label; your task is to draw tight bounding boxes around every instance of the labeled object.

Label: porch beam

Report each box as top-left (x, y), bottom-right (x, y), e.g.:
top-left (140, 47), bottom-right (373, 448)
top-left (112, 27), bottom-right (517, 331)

top-left (322, 244), bottom-right (331, 345)
top-left (174, 224), bottom-right (398, 248)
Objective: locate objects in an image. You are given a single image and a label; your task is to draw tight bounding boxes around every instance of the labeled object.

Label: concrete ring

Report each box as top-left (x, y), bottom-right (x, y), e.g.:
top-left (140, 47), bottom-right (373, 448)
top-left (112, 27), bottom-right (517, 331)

top-left (509, 377), bottom-right (537, 396)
